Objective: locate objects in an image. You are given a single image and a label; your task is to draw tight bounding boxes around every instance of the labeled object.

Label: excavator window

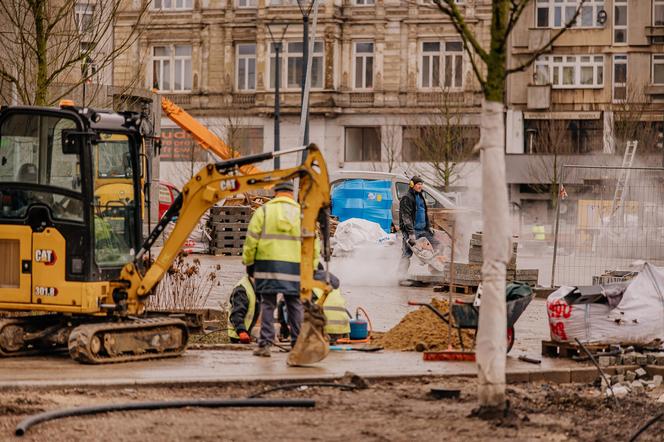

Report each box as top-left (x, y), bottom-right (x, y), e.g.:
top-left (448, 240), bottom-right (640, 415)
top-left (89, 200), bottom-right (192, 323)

top-left (92, 133), bottom-right (137, 267)
top-left (0, 113), bottom-right (84, 222)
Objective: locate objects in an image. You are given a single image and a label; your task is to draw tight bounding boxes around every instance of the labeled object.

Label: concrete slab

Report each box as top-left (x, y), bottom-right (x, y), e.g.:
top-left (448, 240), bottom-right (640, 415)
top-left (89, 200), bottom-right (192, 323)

top-left (0, 349), bottom-right (587, 389)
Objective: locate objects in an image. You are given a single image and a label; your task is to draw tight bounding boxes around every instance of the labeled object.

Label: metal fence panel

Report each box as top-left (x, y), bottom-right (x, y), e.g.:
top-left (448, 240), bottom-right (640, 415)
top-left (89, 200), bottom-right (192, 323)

top-left (552, 165), bottom-right (664, 287)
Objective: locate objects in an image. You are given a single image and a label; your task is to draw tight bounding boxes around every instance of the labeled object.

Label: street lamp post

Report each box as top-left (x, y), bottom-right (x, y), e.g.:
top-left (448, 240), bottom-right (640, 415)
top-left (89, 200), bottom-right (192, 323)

top-left (266, 22), bottom-right (289, 170)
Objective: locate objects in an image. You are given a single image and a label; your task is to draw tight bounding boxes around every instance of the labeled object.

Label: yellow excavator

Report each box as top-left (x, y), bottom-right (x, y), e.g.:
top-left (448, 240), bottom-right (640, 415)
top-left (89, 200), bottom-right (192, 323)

top-left (0, 103), bottom-right (332, 365)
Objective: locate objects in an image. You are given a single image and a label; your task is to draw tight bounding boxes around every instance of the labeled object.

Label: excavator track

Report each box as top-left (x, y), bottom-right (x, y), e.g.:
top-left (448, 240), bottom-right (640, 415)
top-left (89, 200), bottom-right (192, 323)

top-left (0, 316), bottom-right (69, 357)
top-left (68, 317), bottom-right (188, 364)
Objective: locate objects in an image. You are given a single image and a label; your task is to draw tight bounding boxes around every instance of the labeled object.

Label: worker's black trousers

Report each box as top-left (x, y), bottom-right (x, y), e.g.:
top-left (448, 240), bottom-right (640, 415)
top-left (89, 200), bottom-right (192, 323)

top-left (258, 293), bottom-right (303, 348)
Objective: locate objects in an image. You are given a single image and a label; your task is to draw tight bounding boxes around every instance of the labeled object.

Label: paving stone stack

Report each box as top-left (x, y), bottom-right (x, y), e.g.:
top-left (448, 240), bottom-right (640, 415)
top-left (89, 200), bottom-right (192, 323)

top-left (444, 232), bottom-right (538, 287)
top-left (208, 206), bottom-right (252, 256)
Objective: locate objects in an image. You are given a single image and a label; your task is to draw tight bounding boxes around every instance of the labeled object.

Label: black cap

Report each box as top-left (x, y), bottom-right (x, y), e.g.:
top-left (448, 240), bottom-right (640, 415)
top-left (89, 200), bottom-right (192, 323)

top-left (411, 175), bottom-right (423, 185)
top-left (274, 181), bottom-right (294, 193)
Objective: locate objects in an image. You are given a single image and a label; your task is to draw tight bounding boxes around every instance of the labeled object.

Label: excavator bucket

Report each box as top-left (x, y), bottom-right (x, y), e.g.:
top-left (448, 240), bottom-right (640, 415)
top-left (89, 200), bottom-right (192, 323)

top-left (287, 301), bottom-right (329, 366)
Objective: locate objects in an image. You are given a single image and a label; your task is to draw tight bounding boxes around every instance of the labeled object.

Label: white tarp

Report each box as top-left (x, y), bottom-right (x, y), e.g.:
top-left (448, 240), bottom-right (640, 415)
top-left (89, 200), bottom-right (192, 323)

top-left (546, 263), bottom-right (664, 344)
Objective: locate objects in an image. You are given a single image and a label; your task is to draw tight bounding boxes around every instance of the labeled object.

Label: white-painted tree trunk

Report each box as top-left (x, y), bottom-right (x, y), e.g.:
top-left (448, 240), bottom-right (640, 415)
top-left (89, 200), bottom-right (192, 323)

top-left (476, 100), bottom-right (510, 407)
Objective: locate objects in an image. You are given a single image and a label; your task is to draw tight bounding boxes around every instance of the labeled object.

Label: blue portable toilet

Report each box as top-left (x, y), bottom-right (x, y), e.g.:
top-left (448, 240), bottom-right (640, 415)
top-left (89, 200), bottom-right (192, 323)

top-left (331, 179), bottom-right (393, 232)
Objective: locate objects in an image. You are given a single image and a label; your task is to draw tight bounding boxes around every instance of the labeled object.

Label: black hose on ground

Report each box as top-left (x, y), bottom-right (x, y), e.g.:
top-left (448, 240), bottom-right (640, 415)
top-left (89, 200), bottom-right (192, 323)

top-left (15, 398), bottom-right (314, 437)
top-left (629, 412), bottom-right (664, 442)
top-left (248, 382), bottom-right (358, 399)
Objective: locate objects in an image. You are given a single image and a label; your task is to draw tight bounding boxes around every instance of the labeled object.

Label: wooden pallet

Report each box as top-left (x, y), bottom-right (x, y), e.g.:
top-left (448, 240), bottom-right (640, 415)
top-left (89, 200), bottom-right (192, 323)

top-left (541, 340), bottom-right (612, 359)
top-left (433, 283), bottom-right (478, 295)
top-left (211, 247), bottom-right (243, 256)
top-left (213, 222), bottom-right (248, 233)
top-left (213, 238), bottom-right (245, 249)
top-left (210, 214), bottom-right (251, 224)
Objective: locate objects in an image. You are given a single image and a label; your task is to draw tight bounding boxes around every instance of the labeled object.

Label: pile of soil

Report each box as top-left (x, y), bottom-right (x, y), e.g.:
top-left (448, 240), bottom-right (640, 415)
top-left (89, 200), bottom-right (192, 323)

top-left (375, 297), bottom-right (476, 351)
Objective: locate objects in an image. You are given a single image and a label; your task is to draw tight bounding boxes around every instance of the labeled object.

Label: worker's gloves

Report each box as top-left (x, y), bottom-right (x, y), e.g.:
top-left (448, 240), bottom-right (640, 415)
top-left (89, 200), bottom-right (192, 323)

top-left (407, 235), bottom-right (416, 247)
top-left (238, 331), bottom-right (251, 344)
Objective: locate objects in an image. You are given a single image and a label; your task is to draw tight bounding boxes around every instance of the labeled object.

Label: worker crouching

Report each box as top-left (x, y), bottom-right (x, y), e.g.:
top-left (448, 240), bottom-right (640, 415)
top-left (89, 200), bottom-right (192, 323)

top-left (227, 275), bottom-right (260, 344)
top-left (312, 268), bottom-right (350, 343)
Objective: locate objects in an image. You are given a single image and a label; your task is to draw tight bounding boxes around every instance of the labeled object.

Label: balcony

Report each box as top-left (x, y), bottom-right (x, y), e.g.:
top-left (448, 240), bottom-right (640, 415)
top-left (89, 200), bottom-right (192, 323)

top-left (646, 26), bottom-right (664, 43)
top-left (527, 84), bottom-right (551, 110)
top-left (528, 28), bottom-right (552, 52)
top-left (164, 93), bottom-right (191, 106)
top-left (349, 92), bottom-right (374, 105)
top-left (232, 93), bottom-right (256, 106)
top-left (645, 84), bottom-right (664, 96)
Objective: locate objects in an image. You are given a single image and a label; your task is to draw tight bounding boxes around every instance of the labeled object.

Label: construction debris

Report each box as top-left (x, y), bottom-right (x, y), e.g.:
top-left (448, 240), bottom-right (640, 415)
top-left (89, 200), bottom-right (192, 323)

top-left (374, 298), bottom-right (475, 351)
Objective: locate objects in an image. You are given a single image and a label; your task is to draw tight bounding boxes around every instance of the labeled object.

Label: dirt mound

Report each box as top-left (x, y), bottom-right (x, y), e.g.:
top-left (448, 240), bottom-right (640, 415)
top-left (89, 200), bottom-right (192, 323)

top-left (375, 298), bottom-right (475, 351)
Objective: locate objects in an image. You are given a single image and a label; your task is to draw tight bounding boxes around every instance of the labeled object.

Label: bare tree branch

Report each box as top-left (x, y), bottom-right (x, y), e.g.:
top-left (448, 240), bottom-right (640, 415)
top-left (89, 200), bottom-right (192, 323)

top-left (506, 0), bottom-right (587, 75)
top-left (433, 0), bottom-right (489, 63)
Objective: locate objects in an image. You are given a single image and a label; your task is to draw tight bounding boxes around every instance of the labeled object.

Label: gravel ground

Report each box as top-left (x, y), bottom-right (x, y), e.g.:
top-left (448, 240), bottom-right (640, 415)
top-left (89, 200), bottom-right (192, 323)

top-left (2, 377), bottom-right (663, 442)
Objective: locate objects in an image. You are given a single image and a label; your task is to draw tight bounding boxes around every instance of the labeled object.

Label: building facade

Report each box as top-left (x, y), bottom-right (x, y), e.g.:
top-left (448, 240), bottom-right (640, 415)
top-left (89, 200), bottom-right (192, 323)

top-left (114, 0), bottom-right (491, 189)
top-left (506, 0), bottom-right (664, 219)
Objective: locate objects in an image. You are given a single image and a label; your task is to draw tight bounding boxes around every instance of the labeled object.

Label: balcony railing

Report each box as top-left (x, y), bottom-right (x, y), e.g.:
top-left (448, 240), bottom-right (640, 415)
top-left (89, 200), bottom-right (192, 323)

top-left (349, 92), bottom-right (374, 104)
top-left (232, 93), bottom-right (256, 106)
top-left (164, 93), bottom-right (191, 105)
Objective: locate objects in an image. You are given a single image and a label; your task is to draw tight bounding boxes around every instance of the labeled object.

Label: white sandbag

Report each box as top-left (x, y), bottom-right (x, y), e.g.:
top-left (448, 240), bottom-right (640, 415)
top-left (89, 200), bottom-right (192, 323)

top-left (546, 286), bottom-right (613, 343)
top-left (331, 218), bottom-right (392, 254)
top-left (546, 263), bottom-right (664, 344)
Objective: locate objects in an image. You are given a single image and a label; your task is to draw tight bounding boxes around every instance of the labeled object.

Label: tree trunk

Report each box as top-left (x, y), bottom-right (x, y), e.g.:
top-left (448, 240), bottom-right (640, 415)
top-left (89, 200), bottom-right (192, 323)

top-left (33, 0), bottom-right (49, 105)
top-left (476, 99), bottom-right (509, 408)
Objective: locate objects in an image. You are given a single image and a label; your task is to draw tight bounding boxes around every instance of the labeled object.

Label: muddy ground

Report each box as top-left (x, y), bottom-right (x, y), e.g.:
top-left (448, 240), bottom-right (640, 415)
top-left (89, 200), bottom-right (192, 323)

top-left (1, 377), bottom-right (662, 442)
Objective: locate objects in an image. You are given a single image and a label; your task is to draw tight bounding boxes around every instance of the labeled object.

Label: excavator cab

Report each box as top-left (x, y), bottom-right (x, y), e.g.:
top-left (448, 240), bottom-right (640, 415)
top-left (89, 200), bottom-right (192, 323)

top-left (0, 105), bottom-right (143, 299)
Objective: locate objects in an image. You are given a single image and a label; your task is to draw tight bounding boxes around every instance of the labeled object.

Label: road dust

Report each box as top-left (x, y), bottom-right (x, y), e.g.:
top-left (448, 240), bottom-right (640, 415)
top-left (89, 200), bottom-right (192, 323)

top-left (375, 297), bottom-right (475, 351)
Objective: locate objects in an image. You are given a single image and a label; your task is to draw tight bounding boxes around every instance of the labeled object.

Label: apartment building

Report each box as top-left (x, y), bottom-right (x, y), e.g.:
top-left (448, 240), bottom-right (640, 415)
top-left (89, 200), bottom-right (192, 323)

top-left (113, 0), bottom-right (491, 188)
top-left (506, 0), bottom-right (664, 217)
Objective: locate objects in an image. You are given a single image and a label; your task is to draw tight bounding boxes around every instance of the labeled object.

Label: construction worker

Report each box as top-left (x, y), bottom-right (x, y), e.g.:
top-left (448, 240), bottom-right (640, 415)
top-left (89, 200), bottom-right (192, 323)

top-left (227, 274), bottom-right (260, 344)
top-left (312, 266), bottom-right (350, 342)
top-left (397, 175), bottom-right (439, 278)
top-left (242, 181), bottom-right (319, 357)
top-left (532, 218), bottom-right (546, 241)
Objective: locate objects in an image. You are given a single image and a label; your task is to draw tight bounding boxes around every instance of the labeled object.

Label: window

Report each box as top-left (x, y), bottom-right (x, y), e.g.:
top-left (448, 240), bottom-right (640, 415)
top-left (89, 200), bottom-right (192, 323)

top-left (237, 0), bottom-right (257, 7)
top-left (236, 44), bottom-right (256, 91)
top-left (344, 127), bottom-right (381, 162)
top-left (402, 126), bottom-right (479, 162)
top-left (613, 0), bottom-right (627, 44)
top-left (535, 0), bottom-right (605, 28)
top-left (656, 0), bottom-right (664, 26)
top-left (354, 42), bottom-right (374, 90)
top-left (524, 119), bottom-right (603, 154)
top-left (653, 55), bottom-right (664, 85)
top-left (534, 55), bottom-right (603, 89)
top-left (420, 41), bottom-right (463, 89)
top-left (613, 55), bottom-right (627, 102)
top-left (0, 113), bottom-right (83, 222)
top-left (269, 41), bottom-right (324, 89)
top-left (152, 45), bottom-right (192, 92)
top-left (355, 0), bottom-right (375, 4)
top-left (75, 3), bottom-right (94, 34)
top-left (153, 0), bottom-right (193, 10)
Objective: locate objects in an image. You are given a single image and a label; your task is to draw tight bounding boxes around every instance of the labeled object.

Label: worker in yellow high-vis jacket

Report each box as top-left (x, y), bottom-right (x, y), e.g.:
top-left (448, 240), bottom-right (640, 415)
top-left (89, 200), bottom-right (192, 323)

top-left (311, 266), bottom-right (350, 342)
top-left (242, 181), bottom-right (319, 357)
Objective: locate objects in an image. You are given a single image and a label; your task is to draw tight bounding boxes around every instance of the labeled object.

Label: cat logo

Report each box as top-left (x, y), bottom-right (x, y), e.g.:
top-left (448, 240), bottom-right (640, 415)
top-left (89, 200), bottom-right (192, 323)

top-left (35, 249), bottom-right (56, 265)
top-left (220, 179), bottom-right (239, 192)
top-left (35, 286), bottom-right (58, 297)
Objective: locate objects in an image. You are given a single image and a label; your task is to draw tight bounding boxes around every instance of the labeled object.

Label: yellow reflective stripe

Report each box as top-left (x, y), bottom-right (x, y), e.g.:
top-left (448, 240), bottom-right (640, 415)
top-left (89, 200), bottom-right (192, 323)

top-left (254, 271), bottom-right (301, 282)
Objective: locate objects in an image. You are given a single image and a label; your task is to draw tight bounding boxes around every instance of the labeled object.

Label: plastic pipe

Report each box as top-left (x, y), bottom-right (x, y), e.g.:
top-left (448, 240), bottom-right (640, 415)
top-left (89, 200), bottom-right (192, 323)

top-left (15, 398), bottom-right (314, 436)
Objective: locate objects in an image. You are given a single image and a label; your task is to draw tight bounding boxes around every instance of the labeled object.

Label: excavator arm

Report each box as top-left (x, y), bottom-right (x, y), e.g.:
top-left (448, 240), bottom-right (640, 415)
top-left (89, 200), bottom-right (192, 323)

top-left (161, 96), bottom-right (261, 175)
top-left (114, 144), bottom-right (331, 320)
